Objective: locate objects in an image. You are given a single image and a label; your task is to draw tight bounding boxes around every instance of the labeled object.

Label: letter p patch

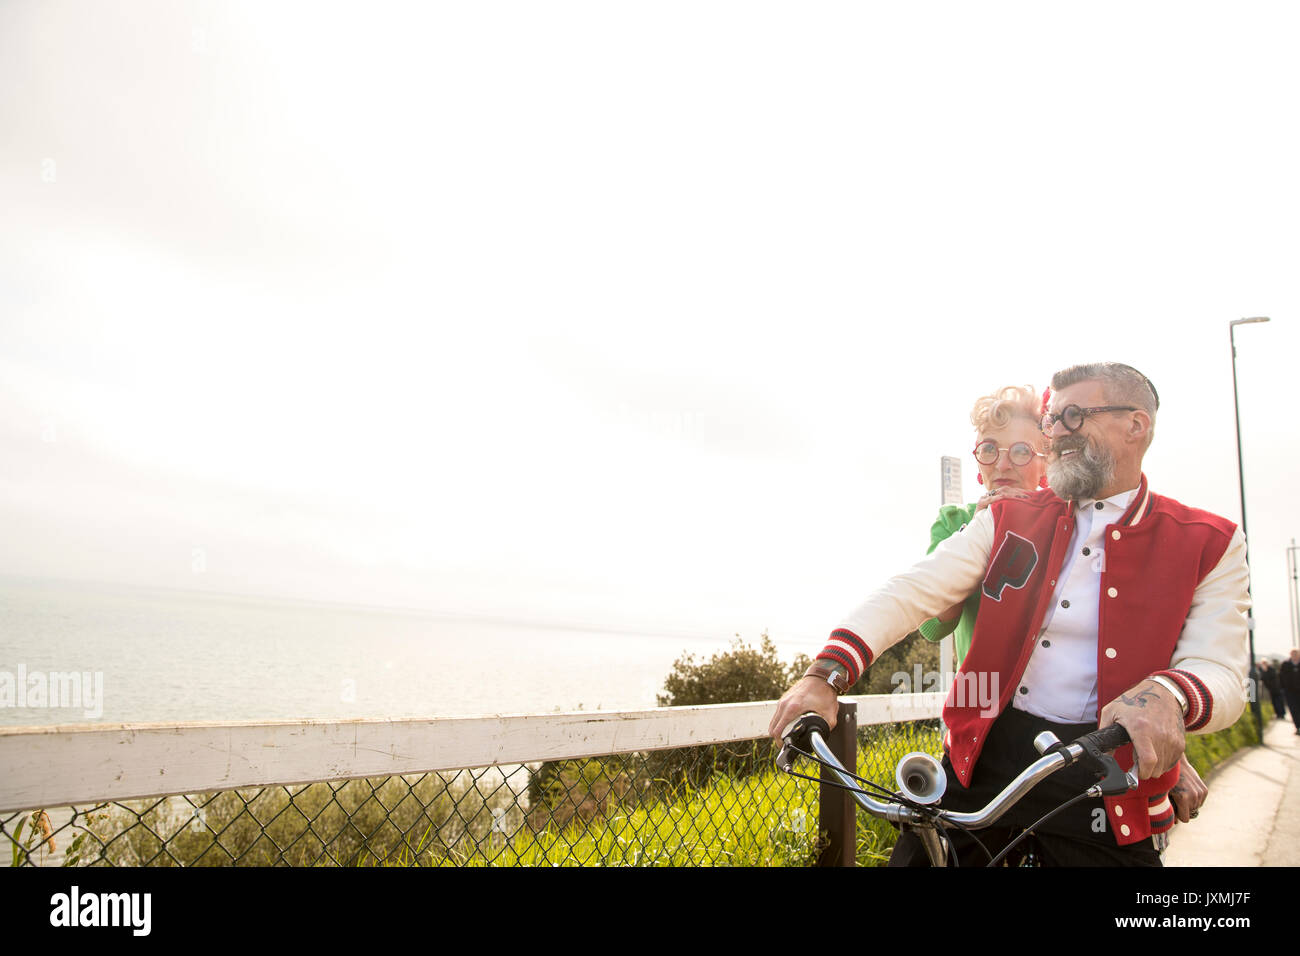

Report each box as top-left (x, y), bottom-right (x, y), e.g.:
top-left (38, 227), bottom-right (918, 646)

top-left (982, 532), bottom-right (1038, 601)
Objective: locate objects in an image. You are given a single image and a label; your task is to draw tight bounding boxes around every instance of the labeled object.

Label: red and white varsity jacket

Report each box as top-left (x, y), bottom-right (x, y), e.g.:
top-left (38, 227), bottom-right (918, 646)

top-left (817, 474), bottom-right (1251, 847)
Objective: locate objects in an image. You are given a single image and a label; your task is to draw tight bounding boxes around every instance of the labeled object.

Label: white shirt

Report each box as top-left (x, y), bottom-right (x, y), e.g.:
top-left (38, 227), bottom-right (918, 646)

top-left (1013, 489), bottom-right (1136, 723)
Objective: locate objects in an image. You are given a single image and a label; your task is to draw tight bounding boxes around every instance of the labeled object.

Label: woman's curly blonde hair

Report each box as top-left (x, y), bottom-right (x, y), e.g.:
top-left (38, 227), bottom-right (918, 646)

top-left (970, 385), bottom-right (1043, 435)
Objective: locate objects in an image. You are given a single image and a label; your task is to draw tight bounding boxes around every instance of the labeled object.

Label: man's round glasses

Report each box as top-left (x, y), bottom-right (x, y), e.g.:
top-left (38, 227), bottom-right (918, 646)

top-left (972, 440), bottom-right (1043, 466)
top-left (1040, 404), bottom-right (1139, 435)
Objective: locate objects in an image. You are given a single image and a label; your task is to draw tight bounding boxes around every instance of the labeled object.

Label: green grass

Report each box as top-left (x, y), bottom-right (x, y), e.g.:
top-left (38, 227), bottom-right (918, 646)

top-left (392, 721), bottom-right (944, 868)
top-left (450, 771), bottom-right (822, 867)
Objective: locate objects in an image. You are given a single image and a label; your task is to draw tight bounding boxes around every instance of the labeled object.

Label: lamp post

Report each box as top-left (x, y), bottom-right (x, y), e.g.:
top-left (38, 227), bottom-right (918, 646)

top-left (1289, 538), bottom-right (1299, 650)
top-left (1230, 316), bottom-right (1269, 735)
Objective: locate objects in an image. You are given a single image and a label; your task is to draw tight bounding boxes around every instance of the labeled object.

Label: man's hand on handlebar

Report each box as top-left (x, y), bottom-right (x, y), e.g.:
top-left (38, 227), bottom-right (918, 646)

top-left (1098, 678), bottom-right (1186, 780)
top-left (767, 676), bottom-right (838, 740)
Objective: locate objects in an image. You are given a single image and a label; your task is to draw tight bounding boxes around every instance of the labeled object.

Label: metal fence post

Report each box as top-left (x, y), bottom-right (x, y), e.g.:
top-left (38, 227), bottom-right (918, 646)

top-left (818, 700), bottom-right (857, 867)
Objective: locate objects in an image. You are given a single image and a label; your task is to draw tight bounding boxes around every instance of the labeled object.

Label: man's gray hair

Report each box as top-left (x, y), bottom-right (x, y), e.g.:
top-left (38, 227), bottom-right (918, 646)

top-left (1050, 362), bottom-right (1159, 444)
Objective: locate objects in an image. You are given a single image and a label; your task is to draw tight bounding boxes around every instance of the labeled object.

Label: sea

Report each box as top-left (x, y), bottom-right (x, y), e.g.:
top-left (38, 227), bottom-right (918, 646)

top-left (0, 575), bottom-right (787, 728)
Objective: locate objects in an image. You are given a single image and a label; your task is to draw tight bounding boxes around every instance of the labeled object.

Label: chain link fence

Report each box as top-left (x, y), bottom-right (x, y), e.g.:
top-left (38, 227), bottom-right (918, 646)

top-left (2, 711), bottom-right (942, 868)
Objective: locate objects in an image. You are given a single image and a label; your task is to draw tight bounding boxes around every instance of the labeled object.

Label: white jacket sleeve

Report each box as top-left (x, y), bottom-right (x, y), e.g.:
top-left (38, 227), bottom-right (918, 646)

top-left (1154, 526), bottom-right (1252, 734)
top-left (836, 507), bottom-right (994, 668)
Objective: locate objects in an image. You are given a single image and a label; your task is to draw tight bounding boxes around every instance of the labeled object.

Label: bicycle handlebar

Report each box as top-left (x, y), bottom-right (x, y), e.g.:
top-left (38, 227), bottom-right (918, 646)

top-left (778, 713), bottom-right (1137, 829)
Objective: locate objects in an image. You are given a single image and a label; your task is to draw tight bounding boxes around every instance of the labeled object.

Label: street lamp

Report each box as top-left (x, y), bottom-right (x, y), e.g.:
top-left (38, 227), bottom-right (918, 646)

top-left (1230, 316), bottom-right (1269, 734)
top-left (1288, 538), bottom-right (1299, 650)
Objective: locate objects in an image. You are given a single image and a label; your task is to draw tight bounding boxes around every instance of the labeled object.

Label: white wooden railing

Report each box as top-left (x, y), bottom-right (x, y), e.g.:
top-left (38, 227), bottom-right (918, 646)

top-left (0, 693), bottom-right (944, 813)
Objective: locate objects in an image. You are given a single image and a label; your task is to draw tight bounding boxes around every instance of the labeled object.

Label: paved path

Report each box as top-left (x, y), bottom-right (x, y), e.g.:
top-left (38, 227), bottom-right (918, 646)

top-left (1164, 715), bottom-right (1300, 866)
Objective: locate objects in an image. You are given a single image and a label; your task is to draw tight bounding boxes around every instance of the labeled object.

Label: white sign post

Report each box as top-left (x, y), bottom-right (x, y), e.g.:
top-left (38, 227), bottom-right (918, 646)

top-left (940, 455), bottom-right (964, 507)
top-left (937, 456), bottom-right (963, 692)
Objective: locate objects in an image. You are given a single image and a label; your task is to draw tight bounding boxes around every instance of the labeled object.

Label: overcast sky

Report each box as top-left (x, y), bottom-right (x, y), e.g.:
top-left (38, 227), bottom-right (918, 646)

top-left (2, 1), bottom-right (1297, 656)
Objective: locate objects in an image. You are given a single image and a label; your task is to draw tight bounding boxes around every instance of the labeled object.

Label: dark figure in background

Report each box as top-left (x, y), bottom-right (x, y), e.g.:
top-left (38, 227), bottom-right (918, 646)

top-left (1280, 650), bottom-right (1300, 735)
top-left (1258, 658), bottom-right (1286, 721)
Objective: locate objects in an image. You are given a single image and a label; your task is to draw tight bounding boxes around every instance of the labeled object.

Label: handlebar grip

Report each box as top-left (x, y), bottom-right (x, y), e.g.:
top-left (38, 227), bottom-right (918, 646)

top-left (1087, 723), bottom-right (1131, 753)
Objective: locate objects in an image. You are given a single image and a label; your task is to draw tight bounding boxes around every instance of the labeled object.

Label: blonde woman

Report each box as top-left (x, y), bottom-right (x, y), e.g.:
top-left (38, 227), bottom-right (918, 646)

top-left (917, 386), bottom-right (1047, 665)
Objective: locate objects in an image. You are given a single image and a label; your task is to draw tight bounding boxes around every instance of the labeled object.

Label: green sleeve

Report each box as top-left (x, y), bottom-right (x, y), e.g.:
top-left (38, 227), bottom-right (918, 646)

top-left (916, 503), bottom-right (979, 644)
top-left (917, 614), bottom-right (958, 642)
top-left (926, 503), bottom-right (978, 555)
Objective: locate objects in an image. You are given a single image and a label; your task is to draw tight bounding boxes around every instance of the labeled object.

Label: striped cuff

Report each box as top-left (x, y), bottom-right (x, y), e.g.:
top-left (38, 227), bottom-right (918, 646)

top-left (816, 628), bottom-right (873, 686)
top-left (1151, 669), bottom-right (1213, 732)
top-left (1148, 792), bottom-right (1176, 833)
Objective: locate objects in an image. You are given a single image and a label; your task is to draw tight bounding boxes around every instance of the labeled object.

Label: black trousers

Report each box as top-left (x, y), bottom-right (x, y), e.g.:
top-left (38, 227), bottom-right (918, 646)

top-left (1285, 691), bottom-right (1300, 731)
top-left (1268, 689), bottom-right (1287, 720)
top-left (889, 822), bottom-right (1161, 866)
top-left (887, 706), bottom-right (1162, 867)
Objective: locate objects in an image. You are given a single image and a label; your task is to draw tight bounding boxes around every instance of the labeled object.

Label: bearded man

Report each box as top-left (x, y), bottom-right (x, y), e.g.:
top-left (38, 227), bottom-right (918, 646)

top-left (768, 362), bottom-right (1251, 866)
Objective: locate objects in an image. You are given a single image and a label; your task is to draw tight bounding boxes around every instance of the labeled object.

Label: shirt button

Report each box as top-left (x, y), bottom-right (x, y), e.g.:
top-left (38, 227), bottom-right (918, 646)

top-left (1019, 686), bottom-right (1028, 695)
top-left (1115, 806), bottom-right (1124, 817)
top-left (1061, 599), bottom-right (1070, 609)
top-left (1108, 587), bottom-right (1118, 598)
top-left (1042, 639), bottom-right (1051, 648)
top-left (1120, 824), bottom-right (1131, 837)
top-left (1082, 547), bottom-right (1091, 556)
top-left (1095, 501), bottom-right (1104, 510)
top-left (1111, 530), bottom-right (1121, 541)
top-left (1105, 647), bottom-right (1118, 659)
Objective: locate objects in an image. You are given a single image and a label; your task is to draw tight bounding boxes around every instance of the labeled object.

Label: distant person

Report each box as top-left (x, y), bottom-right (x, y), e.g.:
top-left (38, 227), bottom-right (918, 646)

top-left (1258, 658), bottom-right (1286, 720)
top-left (1281, 650), bottom-right (1300, 735)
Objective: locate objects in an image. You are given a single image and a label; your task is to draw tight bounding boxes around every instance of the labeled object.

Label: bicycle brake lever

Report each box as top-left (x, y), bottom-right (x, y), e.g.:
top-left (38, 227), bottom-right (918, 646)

top-left (1076, 737), bottom-right (1136, 797)
top-left (776, 742), bottom-right (797, 773)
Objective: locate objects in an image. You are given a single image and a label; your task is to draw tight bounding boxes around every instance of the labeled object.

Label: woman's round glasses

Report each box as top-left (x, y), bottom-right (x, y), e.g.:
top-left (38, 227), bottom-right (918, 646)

top-left (972, 440), bottom-right (1042, 466)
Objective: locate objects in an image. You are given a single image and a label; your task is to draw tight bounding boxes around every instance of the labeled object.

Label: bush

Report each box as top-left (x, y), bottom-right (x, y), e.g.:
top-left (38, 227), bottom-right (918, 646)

top-left (526, 634), bottom-right (809, 832)
top-left (656, 632), bottom-right (810, 707)
top-left (850, 636), bottom-right (940, 696)
top-left (525, 756), bottom-right (653, 832)
top-left (1183, 698), bottom-right (1266, 780)
top-left (636, 634), bottom-right (804, 794)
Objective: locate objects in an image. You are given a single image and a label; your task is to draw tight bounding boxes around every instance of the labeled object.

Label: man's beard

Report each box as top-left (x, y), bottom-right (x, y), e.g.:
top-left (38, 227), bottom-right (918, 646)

top-left (1047, 435), bottom-right (1116, 500)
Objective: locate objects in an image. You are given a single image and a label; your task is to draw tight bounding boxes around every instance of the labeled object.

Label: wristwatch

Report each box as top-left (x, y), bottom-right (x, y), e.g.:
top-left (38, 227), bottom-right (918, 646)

top-left (804, 661), bottom-right (851, 695)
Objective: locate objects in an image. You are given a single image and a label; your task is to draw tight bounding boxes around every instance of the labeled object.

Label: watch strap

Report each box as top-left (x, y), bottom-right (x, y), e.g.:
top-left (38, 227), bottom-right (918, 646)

top-left (804, 660), bottom-right (851, 695)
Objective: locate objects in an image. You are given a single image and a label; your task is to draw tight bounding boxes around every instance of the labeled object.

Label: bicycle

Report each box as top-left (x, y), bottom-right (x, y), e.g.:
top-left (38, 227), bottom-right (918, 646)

top-left (776, 712), bottom-right (1139, 866)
